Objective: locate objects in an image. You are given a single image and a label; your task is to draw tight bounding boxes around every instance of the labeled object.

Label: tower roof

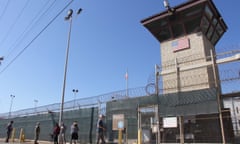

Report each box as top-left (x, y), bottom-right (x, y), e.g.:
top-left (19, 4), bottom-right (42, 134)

top-left (141, 0), bottom-right (227, 45)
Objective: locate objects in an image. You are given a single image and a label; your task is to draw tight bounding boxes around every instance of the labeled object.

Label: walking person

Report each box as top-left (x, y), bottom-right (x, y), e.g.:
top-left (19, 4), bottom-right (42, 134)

top-left (53, 123), bottom-right (60, 144)
top-left (5, 120), bottom-right (14, 143)
top-left (70, 121), bottom-right (79, 144)
top-left (34, 122), bottom-right (40, 144)
top-left (59, 122), bottom-right (67, 144)
top-left (97, 115), bottom-right (106, 144)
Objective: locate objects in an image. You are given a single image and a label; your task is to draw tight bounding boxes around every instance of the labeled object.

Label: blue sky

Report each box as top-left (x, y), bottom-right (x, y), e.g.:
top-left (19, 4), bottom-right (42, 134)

top-left (0, 0), bottom-right (239, 114)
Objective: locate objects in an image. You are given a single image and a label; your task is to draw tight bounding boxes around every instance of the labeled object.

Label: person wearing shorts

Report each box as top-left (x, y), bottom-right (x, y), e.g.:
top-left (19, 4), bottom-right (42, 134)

top-left (70, 121), bottom-right (79, 144)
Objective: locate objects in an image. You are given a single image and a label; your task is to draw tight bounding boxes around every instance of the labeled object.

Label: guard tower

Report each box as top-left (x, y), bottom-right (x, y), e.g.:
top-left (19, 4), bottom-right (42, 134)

top-left (141, 0), bottom-right (227, 94)
top-left (141, 0), bottom-right (233, 143)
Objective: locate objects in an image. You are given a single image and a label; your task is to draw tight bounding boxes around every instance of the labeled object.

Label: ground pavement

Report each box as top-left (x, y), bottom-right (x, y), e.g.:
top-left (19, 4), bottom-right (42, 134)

top-left (0, 138), bottom-right (52, 144)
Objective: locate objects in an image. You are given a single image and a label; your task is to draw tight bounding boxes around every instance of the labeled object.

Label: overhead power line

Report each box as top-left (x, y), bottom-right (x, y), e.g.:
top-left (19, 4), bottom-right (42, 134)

top-left (5, 0), bottom-right (56, 59)
top-left (0, 0), bottom-right (11, 23)
top-left (0, 0), bottom-right (74, 75)
top-left (0, 0), bottom-right (30, 48)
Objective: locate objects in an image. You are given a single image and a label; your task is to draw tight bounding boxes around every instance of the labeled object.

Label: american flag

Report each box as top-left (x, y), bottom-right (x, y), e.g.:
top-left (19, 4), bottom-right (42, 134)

top-left (172, 37), bottom-right (190, 52)
top-left (125, 71), bottom-right (128, 80)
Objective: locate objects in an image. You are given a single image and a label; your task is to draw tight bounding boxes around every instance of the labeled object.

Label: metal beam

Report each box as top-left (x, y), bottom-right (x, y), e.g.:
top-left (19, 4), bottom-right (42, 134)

top-left (160, 53), bottom-right (240, 75)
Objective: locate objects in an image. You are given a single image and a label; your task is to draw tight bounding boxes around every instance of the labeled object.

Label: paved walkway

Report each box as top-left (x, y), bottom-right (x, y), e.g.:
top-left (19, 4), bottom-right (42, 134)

top-left (0, 138), bottom-right (52, 144)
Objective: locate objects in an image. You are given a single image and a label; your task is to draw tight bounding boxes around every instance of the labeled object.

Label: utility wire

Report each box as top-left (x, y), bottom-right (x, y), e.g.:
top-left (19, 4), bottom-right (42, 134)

top-left (5, 0), bottom-right (56, 59)
top-left (0, 0), bottom-right (30, 49)
top-left (0, 0), bottom-right (74, 74)
top-left (0, 0), bottom-right (11, 23)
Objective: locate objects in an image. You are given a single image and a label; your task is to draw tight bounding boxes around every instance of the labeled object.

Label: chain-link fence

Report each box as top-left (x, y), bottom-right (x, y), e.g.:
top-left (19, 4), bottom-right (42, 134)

top-left (0, 50), bottom-right (239, 143)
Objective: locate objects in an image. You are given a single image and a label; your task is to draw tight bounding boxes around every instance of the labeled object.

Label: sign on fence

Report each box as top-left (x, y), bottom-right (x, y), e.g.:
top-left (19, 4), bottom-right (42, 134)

top-left (112, 114), bottom-right (124, 130)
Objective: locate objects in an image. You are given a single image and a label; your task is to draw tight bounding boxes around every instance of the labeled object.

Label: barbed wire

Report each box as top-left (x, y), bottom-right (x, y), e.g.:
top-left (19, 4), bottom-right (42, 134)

top-left (1, 50), bottom-right (239, 118)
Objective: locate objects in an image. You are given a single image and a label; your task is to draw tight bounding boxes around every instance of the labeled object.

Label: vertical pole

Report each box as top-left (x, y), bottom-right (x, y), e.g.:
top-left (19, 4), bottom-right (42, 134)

top-left (118, 129), bottom-right (122, 144)
top-left (125, 69), bottom-right (129, 98)
top-left (179, 116), bottom-right (184, 144)
top-left (138, 129), bottom-right (142, 144)
top-left (74, 92), bottom-right (76, 108)
top-left (34, 99), bottom-right (38, 114)
top-left (125, 120), bottom-right (128, 144)
top-left (98, 99), bottom-right (101, 115)
top-left (89, 107), bottom-right (94, 144)
top-left (137, 106), bottom-right (142, 144)
top-left (232, 97), bottom-right (238, 135)
top-left (210, 49), bottom-right (226, 143)
top-left (19, 128), bottom-right (24, 142)
top-left (11, 128), bottom-right (16, 142)
top-left (9, 95), bottom-right (15, 118)
top-left (155, 65), bottom-right (159, 98)
top-left (72, 89), bottom-right (78, 109)
top-left (59, 13), bottom-right (73, 125)
top-left (155, 64), bottom-right (161, 144)
top-left (175, 58), bottom-right (184, 144)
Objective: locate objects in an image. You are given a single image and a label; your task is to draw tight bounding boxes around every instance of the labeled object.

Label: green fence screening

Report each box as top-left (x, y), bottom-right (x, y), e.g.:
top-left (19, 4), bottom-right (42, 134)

top-left (0, 107), bottom-right (98, 143)
top-left (105, 88), bottom-right (218, 142)
top-left (0, 88), bottom-right (230, 143)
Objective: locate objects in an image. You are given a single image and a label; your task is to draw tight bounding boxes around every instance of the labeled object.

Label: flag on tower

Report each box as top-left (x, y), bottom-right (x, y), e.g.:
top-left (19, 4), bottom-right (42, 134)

top-left (172, 37), bottom-right (190, 52)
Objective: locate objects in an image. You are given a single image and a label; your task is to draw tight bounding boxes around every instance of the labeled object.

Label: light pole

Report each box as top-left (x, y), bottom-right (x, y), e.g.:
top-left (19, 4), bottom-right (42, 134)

top-left (59, 8), bottom-right (82, 125)
top-left (9, 95), bottom-right (15, 118)
top-left (72, 89), bottom-right (78, 109)
top-left (34, 99), bottom-right (38, 113)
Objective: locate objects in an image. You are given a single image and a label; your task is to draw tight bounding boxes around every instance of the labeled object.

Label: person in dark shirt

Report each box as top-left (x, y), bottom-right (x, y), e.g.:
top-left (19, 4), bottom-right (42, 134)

top-left (5, 120), bottom-right (14, 142)
top-left (97, 115), bottom-right (106, 144)
top-left (53, 123), bottom-right (60, 144)
top-left (34, 122), bottom-right (40, 144)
